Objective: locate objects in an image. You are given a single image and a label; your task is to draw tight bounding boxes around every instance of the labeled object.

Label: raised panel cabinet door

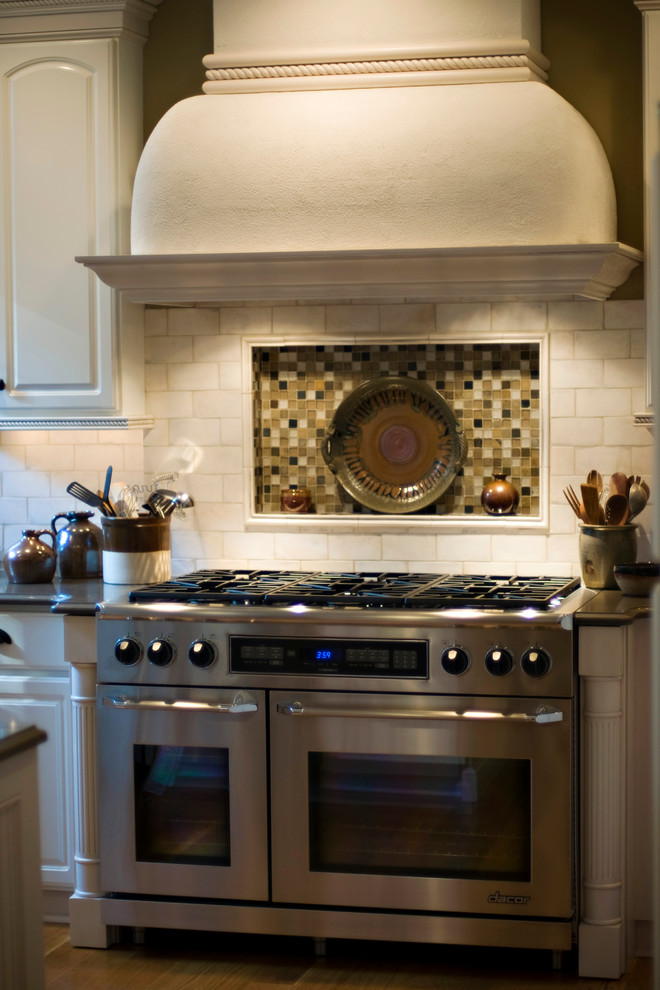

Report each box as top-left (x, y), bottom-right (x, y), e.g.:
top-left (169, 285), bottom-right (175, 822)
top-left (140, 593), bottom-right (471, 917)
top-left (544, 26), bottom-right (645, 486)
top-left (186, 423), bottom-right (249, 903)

top-left (0, 40), bottom-right (116, 413)
top-left (0, 612), bottom-right (66, 670)
top-left (0, 676), bottom-right (74, 890)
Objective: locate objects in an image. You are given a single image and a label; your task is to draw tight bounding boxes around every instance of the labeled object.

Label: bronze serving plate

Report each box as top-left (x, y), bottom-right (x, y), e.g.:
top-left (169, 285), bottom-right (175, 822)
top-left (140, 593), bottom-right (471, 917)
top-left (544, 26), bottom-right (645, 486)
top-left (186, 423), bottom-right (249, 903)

top-left (321, 376), bottom-right (468, 513)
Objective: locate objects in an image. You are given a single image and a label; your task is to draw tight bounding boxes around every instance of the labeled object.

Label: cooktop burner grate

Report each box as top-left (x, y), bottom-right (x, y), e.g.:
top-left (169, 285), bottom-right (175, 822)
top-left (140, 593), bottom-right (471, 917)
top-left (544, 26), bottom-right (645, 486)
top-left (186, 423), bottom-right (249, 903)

top-left (128, 570), bottom-right (581, 611)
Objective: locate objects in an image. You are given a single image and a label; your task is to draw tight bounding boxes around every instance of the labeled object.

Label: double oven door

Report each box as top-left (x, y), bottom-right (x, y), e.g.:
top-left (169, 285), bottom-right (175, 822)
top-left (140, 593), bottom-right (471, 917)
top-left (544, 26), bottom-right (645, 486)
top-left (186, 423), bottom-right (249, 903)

top-left (97, 684), bottom-right (268, 900)
top-left (97, 681), bottom-right (573, 922)
top-left (269, 690), bottom-right (574, 920)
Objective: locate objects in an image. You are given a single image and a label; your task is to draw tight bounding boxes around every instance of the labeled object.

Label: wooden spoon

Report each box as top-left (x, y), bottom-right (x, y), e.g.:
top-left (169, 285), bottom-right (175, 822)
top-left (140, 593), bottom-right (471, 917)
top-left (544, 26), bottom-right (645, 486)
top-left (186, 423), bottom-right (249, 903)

top-left (610, 472), bottom-right (628, 496)
top-left (587, 470), bottom-right (602, 498)
top-left (580, 484), bottom-right (601, 524)
top-left (605, 493), bottom-right (630, 525)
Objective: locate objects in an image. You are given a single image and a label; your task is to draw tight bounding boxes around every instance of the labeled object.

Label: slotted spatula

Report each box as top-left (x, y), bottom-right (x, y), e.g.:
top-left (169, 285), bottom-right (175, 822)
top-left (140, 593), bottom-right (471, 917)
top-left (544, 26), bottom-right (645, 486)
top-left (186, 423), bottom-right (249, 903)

top-left (605, 493), bottom-right (630, 525)
top-left (66, 481), bottom-right (116, 516)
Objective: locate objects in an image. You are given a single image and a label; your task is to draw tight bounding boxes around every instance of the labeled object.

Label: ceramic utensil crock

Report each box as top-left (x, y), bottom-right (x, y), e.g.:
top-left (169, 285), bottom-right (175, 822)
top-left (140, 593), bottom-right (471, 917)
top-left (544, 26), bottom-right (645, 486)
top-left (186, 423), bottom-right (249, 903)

top-left (101, 515), bottom-right (171, 585)
top-left (578, 523), bottom-right (637, 590)
top-left (3, 529), bottom-right (57, 583)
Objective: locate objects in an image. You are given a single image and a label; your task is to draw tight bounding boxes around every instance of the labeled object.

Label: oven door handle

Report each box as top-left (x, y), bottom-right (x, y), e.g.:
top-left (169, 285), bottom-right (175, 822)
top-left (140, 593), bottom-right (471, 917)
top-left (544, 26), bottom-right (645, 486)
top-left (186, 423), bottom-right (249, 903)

top-left (276, 702), bottom-right (563, 724)
top-left (104, 692), bottom-right (258, 714)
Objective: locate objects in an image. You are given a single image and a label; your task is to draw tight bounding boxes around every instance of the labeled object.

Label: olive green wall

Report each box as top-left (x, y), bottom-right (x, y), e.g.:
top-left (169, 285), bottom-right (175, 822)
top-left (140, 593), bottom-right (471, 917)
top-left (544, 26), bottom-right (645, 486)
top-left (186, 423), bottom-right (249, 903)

top-left (142, 0), bottom-right (644, 299)
top-left (143, 0), bottom-right (212, 139)
top-left (541, 0), bottom-right (643, 297)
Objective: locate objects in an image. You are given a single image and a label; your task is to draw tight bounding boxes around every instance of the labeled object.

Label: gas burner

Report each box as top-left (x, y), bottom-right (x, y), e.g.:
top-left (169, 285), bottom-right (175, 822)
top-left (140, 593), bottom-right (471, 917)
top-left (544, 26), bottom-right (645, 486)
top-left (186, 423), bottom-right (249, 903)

top-left (128, 570), bottom-right (581, 611)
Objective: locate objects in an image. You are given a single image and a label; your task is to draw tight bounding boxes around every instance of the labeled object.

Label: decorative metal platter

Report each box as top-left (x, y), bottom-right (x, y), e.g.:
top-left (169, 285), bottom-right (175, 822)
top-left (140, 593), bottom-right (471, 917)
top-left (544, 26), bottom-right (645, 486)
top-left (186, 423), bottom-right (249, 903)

top-left (321, 376), bottom-right (468, 513)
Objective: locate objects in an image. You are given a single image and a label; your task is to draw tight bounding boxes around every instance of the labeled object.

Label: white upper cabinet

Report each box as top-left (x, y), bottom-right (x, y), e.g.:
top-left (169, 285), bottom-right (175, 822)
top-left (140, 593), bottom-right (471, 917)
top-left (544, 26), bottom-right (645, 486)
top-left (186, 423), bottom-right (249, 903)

top-left (0, 3), bottom-right (159, 428)
top-left (0, 41), bottom-right (114, 417)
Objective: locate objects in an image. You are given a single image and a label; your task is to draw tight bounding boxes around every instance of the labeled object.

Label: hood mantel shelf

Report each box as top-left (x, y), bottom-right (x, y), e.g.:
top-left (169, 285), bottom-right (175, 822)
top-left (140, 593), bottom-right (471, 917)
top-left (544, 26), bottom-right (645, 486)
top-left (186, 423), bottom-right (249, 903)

top-left (76, 243), bottom-right (641, 305)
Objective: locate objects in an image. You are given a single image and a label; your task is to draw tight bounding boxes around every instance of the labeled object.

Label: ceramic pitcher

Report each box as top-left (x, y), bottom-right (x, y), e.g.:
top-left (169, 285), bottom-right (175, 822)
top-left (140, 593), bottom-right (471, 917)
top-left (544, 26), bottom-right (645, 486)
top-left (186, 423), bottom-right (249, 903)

top-left (51, 510), bottom-right (102, 579)
top-left (3, 529), bottom-right (57, 584)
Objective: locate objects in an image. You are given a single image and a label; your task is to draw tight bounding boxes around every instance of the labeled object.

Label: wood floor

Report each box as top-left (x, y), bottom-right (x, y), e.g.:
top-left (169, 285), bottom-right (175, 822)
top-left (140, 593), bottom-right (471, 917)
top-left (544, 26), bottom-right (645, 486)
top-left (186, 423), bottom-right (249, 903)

top-left (43, 924), bottom-right (654, 990)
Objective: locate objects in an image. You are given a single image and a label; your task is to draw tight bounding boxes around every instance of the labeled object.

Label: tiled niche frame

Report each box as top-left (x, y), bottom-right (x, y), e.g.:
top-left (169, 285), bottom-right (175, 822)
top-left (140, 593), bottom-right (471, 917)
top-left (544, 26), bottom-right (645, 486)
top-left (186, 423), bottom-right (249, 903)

top-left (244, 332), bottom-right (549, 529)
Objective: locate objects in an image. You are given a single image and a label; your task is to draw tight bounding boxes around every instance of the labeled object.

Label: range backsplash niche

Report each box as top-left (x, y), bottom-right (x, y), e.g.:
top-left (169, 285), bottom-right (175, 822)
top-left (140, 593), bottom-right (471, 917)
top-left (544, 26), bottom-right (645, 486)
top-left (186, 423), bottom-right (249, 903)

top-left (253, 341), bottom-right (540, 518)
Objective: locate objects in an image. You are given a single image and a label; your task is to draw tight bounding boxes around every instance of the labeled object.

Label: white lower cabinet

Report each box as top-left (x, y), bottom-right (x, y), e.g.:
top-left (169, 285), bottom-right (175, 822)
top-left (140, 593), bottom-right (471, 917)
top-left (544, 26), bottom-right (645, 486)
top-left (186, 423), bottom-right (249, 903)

top-left (578, 615), bottom-right (652, 978)
top-left (0, 613), bottom-right (74, 916)
top-left (0, 676), bottom-right (72, 889)
top-left (0, 727), bottom-right (46, 990)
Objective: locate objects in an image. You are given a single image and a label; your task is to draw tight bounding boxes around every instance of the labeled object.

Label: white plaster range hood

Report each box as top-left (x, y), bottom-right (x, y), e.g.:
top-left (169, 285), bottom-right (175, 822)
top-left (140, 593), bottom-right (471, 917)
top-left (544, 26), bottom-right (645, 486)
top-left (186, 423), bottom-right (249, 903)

top-left (78, 0), bottom-right (642, 303)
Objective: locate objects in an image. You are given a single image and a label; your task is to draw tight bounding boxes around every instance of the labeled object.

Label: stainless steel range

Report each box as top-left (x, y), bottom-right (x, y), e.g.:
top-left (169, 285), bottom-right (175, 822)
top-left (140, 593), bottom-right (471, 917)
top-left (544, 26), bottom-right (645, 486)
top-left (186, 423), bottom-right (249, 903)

top-left (96, 570), bottom-right (588, 960)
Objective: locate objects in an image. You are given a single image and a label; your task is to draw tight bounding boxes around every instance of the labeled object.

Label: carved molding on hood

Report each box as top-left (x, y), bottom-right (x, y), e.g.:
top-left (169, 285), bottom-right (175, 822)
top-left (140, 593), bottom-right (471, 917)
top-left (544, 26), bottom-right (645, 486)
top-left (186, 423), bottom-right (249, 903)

top-left (202, 43), bottom-right (549, 94)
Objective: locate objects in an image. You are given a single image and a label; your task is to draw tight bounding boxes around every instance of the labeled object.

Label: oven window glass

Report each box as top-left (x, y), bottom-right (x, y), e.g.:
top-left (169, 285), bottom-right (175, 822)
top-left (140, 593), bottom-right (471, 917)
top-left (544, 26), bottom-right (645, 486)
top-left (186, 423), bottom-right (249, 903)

top-left (133, 745), bottom-right (230, 866)
top-left (308, 753), bottom-right (530, 881)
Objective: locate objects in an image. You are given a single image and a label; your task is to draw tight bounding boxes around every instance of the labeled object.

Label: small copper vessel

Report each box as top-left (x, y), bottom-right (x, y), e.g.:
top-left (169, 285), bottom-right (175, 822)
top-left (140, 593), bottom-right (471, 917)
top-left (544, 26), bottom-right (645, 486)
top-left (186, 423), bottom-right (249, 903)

top-left (280, 485), bottom-right (312, 513)
top-left (481, 474), bottom-right (520, 516)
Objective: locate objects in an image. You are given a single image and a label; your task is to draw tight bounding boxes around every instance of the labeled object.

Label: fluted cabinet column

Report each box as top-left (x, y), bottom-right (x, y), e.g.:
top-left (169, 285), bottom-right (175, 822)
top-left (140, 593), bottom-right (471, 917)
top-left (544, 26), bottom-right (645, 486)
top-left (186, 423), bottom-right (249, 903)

top-left (578, 625), bottom-right (626, 979)
top-left (69, 661), bottom-right (100, 897)
top-left (64, 617), bottom-right (111, 947)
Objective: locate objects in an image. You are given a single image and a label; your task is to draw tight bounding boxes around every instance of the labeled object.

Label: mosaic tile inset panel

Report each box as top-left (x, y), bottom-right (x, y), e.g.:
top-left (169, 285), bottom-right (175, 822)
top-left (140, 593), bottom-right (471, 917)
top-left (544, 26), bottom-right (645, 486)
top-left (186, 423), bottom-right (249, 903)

top-left (253, 343), bottom-right (541, 516)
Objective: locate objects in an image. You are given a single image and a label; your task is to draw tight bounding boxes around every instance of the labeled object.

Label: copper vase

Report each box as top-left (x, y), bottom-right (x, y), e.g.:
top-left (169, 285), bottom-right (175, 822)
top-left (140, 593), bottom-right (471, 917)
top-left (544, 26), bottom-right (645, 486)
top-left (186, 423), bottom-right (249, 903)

top-left (481, 474), bottom-right (520, 516)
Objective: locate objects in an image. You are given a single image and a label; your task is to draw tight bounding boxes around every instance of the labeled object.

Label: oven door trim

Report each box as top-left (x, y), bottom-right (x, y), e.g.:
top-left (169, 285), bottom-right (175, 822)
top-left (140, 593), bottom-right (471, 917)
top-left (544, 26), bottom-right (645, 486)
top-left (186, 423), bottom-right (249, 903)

top-left (269, 689), bottom-right (574, 919)
top-left (97, 685), bottom-right (269, 901)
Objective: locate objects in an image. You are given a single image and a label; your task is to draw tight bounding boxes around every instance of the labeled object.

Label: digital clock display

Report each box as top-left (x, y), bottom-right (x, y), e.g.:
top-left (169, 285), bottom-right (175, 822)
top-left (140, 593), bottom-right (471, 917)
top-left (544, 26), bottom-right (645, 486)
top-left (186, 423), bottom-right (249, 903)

top-left (314, 648), bottom-right (339, 662)
top-left (230, 636), bottom-right (428, 678)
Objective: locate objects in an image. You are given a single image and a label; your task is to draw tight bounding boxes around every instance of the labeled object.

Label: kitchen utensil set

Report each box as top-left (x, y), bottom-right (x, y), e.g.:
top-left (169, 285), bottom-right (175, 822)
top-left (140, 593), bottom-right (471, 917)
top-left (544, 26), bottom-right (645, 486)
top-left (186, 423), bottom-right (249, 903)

top-left (67, 467), bottom-right (195, 522)
top-left (564, 470), bottom-right (650, 525)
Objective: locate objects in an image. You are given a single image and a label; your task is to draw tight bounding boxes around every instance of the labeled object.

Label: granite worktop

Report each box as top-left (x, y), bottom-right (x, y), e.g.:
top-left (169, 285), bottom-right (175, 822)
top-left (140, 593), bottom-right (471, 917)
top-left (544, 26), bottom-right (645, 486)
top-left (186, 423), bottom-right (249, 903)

top-left (571, 588), bottom-right (653, 624)
top-left (0, 573), bottom-right (124, 615)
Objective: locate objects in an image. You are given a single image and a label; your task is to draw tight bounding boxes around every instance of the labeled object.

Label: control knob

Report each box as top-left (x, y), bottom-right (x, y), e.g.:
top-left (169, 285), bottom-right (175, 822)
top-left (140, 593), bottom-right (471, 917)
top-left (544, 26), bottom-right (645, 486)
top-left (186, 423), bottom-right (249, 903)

top-left (441, 646), bottom-right (470, 676)
top-left (189, 639), bottom-right (217, 669)
top-left (114, 637), bottom-right (141, 666)
top-left (521, 647), bottom-right (552, 678)
top-left (147, 639), bottom-right (175, 667)
top-left (485, 647), bottom-right (514, 676)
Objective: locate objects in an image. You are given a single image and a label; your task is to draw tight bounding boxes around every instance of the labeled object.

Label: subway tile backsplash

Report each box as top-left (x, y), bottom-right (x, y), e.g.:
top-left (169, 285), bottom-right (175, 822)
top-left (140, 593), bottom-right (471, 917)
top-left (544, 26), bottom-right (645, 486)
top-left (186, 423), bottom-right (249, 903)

top-left (0, 299), bottom-right (652, 578)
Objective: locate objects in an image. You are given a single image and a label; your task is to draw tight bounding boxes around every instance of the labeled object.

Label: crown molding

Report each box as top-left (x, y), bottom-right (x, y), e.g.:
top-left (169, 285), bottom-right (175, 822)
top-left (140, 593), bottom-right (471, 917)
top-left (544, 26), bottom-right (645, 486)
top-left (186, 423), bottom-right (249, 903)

top-left (75, 243), bottom-right (642, 305)
top-left (0, 0), bottom-right (163, 43)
